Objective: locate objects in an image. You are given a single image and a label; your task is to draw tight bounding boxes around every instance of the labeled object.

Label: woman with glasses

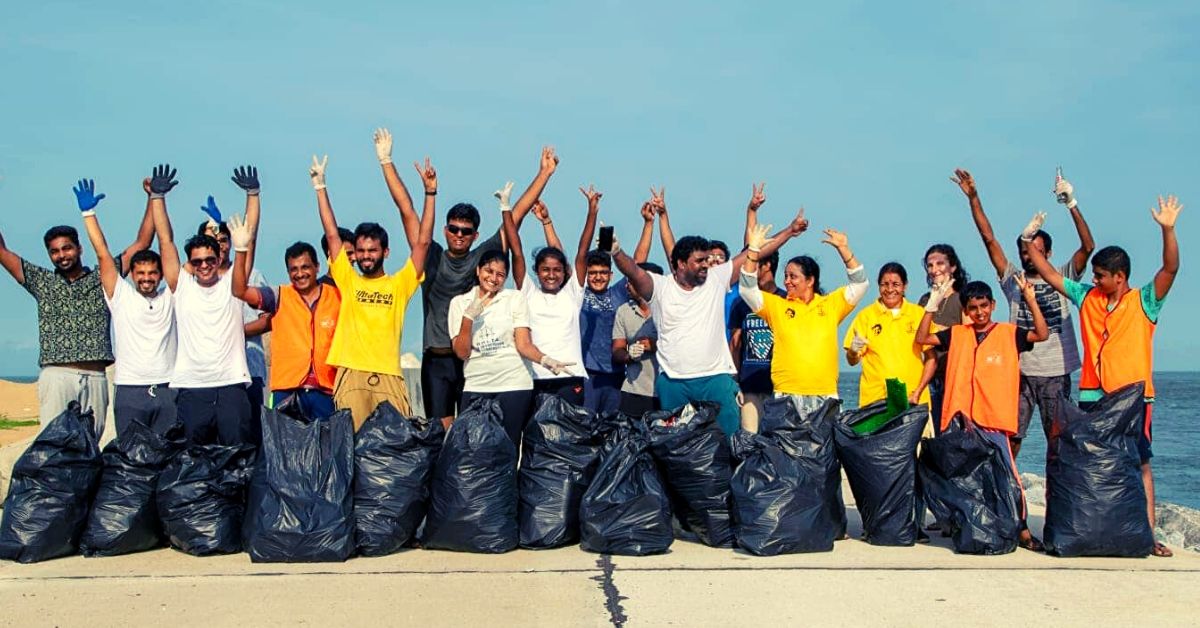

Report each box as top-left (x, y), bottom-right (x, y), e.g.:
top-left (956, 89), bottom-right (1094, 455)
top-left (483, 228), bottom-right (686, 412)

top-left (842, 262), bottom-right (930, 407)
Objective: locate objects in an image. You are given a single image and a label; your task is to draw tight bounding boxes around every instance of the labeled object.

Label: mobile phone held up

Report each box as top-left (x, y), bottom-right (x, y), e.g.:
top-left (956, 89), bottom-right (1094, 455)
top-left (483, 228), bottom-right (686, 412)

top-left (598, 226), bottom-right (614, 253)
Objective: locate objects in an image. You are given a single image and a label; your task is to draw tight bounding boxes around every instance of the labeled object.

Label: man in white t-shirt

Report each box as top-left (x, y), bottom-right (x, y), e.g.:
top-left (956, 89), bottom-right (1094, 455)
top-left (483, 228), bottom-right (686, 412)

top-left (78, 164), bottom-right (180, 437)
top-left (605, 189), bottom-right (805, 433)
top-left (160, 165), bottom-right (262, 446)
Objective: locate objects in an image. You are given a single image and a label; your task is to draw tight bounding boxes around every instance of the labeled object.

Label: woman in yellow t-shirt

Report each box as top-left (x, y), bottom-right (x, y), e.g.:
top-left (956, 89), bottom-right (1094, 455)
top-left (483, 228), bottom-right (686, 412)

top-left (737, 222), bottom-right (868, 425)
top-left (842, 262), bottom-right (930, 407)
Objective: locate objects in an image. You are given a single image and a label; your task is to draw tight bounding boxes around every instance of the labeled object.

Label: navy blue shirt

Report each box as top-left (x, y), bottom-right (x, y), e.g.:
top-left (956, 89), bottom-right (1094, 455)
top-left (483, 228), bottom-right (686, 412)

top-left (580, 279), bottom-right (628, 373)
top-left (728, 287), bottom-right (786, 394)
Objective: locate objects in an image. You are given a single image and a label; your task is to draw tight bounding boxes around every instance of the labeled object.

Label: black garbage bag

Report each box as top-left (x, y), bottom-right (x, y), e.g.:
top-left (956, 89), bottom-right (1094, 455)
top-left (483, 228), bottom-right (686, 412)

top-left (759, 397), bottom-right (846, 541)
top-left (80, 417), bottom-right (185, 556)
top-left (918, 414), bottom-right (1020, 555)
top-left (729, 429), bottom-right (830, 555)
top-left (580, 421), bottom-right (673, 555)
top-left (354, 401), bottom-right (444, 556)
top-left (518, 394), bottom-right (604, 549)
top-left (645, 402), bottom-right (735, 547)
top-left (243, 404), bottom-right (355, 563)
top-left (420, 398), bottom-right (518, 553)
top-left (0, 403), bottom-right (102, 563)
top-left (1044, 382), bottom-right (1154, 557)
top-left (834, 402), bottom-right (928, 546)
top-left (157, 443), bottom-right (256, 556)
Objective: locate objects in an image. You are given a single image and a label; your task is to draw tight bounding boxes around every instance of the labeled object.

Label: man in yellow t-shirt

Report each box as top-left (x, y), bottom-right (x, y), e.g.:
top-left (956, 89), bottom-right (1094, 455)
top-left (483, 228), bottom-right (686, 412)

top-left (310, 152), bottom-right (434, 429)
top-left (842, 263), bottom-right (930, 407)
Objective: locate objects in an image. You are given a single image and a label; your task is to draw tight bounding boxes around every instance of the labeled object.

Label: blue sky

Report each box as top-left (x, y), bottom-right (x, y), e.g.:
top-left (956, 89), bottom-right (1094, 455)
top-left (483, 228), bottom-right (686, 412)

top-left (1, 1), bottom-right (1197, 374)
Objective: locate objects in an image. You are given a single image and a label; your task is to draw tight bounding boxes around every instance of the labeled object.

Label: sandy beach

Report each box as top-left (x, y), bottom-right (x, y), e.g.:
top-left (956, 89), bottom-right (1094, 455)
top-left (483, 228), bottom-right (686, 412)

top-left (0, 380), bottom-right (39, 446)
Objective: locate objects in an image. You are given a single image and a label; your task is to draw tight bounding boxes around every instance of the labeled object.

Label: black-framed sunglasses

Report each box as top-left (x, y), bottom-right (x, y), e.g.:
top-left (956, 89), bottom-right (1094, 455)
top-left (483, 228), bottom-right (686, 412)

top-left (446, 225), bottom-right (476, 236)
top-left (190, 256), bottom-right (218, 267)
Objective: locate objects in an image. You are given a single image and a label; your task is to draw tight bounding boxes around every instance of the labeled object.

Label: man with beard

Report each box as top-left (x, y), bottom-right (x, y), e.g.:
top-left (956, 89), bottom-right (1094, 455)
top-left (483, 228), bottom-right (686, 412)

top-left (315, 151), bottom-right (434, 430)
top-left (951, 167), bottom-right (1095, 457)
top-left (163, 166), bottom-right (262, 446)
top-left (80, 165), bottom-right (181, 437)
top-left (374, 127), bottom-right (553, 428)
top-left (604, 190), bottom-right (806, 435)
top-left (0, 175), bottom-right (155, 436)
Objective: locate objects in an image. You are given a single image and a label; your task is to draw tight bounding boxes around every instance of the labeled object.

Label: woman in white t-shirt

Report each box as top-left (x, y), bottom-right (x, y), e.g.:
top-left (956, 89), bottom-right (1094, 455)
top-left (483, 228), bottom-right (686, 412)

top-left (450, 249), bottom-right (573, 445)
top-left (501, 194), bottom-right (598, 405)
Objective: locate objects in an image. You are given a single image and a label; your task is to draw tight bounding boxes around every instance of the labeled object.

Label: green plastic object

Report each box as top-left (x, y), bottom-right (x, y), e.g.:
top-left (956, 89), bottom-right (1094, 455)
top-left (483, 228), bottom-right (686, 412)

top-left (849, 379), bottom-right (911, 435)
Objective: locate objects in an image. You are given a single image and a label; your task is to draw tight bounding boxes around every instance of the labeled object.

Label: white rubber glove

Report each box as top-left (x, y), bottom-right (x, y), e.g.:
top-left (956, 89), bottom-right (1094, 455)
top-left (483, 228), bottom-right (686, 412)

top-left (309, 154), bottom-right (328, 191)
top-left (228, 214), bottom-right (252, 252)
top-left (540, 355), bottom-right (576, 375)
top-left (1054, 167), bottom-right (1077, 209)
top-left (746, 222), bottom-right (773, 253)
top-left (925, 281), bottom-right (951, 313)
top-left (850, 330), bottom-right (868, 355)
top-left (495, 181), bottom-right (514, 212)
top-left (627, 342), bottom-right (645, 360)
top-left (463, 292), bottom-right (494, 321)
top-left (373, 128), bottom-right (393, 165)
top-left (1021, 211), bottom-right (1048, 242)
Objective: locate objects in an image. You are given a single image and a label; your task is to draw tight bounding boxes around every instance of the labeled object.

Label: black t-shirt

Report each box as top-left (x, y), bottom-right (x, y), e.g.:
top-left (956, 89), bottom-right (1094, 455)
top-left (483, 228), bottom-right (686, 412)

top-left (421, 230), bottom-right (504, 350)
top-left (934, 325), bottom-right (1035, 356)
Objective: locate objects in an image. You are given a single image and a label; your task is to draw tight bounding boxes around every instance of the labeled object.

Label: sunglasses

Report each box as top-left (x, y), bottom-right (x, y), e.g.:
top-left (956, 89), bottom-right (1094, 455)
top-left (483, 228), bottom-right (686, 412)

top-left (190, 256), bottom-right (218, 267)
top-left (446, 225), bottom-right (477, 236)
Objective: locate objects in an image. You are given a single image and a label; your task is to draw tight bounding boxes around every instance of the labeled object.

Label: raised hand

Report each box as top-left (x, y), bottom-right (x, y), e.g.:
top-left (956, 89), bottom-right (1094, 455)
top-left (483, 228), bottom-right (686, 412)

top-left (539, 146), bottom-right (559, 175)
top-left (950, 168), bottom-right (977, 198)
top-left (580, 184), bottom-right (602, 210)
top-left (788, 207), bottom-right (809, 235)
top-left (148, 164), bottom-right (178, 198)
top-left (143, 178), bottom-right (152, 195)
top-left (413, 157), bottom-right (437, 194)
top-left (748, 182), bottom-right (766, 211)
top-left (649, 186), bottom-right (666, 214)
top-left (596, 221), bottom-right (621, 255)
top-left (1151, 195), bottom-right (1183, 228)
top-left (532, 200), bottom-right (550, 223)
top-left (821, 228), bottom-right (849, 250)
top-left (746, 222), bottom-right (773, 252)
top-left (925, 280), bottom-right (952, 313)
top-left (1014, 270), bottom-right (1034, 298)
top-left (1054, 167), bottom-right (1077, 209)
top-left (464, 290), bottom-right (495, 319)
top-left (850, 329), bottom-right (869, 355)
top-left (309, 155), bottom-right (328, 190)
top-left (1020, 211), bottom-right (1047, 242)
top-left (72, 178), bottom-right (106, 214)
top-left (227, 214), bottom-right (252, 252)
top-left (200, 195), bottom-right (223, 226)
top-left (539, 355), bottom-right (576, 376)
top-left (231, 165), bottom-right (260, 195)
top-left (374, 128), bottom-right (393, 165)
top-left (494, 181), bottom-right (514, 211)
top-left (639, 202), bottom-right (655, 222)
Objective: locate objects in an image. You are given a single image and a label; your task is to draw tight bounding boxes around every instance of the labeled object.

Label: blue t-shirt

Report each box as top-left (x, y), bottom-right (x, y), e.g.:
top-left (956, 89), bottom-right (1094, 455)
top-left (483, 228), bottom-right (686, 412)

top-left (728, 287), bottom-right (787, 394)
top-left (580, 279), bottom-right (628, 373)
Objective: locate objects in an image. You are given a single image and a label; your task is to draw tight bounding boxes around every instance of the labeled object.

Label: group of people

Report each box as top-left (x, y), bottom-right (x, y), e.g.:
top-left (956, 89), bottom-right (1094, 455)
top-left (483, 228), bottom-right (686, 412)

top-left (0, 133), bottom-right (1182, 557)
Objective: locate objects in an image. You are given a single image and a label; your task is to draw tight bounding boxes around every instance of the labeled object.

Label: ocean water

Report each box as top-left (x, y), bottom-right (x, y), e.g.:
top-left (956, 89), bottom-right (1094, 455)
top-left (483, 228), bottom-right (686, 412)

top-left (837, 371), bottom-right (1200, 510)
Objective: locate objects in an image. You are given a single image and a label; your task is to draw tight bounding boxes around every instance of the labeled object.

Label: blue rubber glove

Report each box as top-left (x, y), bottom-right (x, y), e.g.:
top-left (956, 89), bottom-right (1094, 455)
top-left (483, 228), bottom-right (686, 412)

top-left (148, 164), bottom-right (178, 199)
top-left (200, 195), bottom-right (223, 228)
top-left (231, 165), bottom-right (260, 195)
top-left (73, 179), bottom-right (106, 216)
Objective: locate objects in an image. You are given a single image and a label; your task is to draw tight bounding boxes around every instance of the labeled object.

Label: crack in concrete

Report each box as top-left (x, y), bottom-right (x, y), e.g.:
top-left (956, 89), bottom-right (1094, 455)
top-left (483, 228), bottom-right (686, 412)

top-left (590, 554), bottom-right (628, 627)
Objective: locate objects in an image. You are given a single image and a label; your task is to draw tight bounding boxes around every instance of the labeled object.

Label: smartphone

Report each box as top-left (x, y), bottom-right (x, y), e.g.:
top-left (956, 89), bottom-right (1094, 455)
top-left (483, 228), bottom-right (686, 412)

top-left (598, 226), bottom-right (614, 253)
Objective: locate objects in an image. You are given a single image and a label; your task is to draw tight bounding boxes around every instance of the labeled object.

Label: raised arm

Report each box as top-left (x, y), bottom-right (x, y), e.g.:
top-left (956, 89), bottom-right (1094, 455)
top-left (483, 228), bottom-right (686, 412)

top-left (729, 206), bottom-right (807, 286)
top-left (738, 222), bottom-right (773, 313)
top-left (820, 228), bottom-right (868, 304)
top-left (952, 169), bottom-right (1009, 278)
top-left (1015, 272), bottom-right (1049, 342)
top-left (310, 155), bottom-right (343, 261)
top-left (1150, 195), bottom-right (1182, 300)
top-left (1053, 169), bottom-right (1096, 275)
top-left (407, 157), bottom-right (438, 276)
top-left (74, 179), bottom-right (118, 297)
top-left (743, 183), bottom-right (766, 249)
top-left (651, 187), bottom-right (675, 260)
top-left (575, 185), bottom-right (602, 281)
top-left (1020, 211), bottom-right (1068, 296)
top-left (148, 166), bottom-right (181, 290)
top-left (606, 228), bottom-right (653, 301)
top-left (633, 202), bottom-right (655, 263)
top-left (0, 227), bottom-right (24, 284)
top-left (534, 201), bottom-right (565, 253)
top-left (509, 146), bottom-right (559, 231)
top-left (228, 214), bottom-right (263, 307)
top-left (372, 128), bottom-right (421, 249)
top-left (117, 178), bottom-right (157, 276)
top-left (230, 165), bottom-right (261, 275)
top-left (502, 201), bottom-right (527, 289)
top-left (915, 282), bottom-right (952, 346)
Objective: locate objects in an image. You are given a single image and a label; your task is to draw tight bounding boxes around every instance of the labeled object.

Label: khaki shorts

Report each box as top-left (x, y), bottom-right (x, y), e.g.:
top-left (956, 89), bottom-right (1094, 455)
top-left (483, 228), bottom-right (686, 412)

top-left (333, 368), bottom-right (411, 431)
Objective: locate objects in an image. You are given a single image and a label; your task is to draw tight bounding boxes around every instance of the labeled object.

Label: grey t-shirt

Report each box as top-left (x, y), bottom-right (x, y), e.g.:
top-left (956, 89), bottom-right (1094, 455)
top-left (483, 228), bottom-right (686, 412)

top-left (1000, 261), bottom-right (1082, 377)
top-left (420, 230), bottom-right (504, 350)
top-left (612, 301), bottom-right (658, 397)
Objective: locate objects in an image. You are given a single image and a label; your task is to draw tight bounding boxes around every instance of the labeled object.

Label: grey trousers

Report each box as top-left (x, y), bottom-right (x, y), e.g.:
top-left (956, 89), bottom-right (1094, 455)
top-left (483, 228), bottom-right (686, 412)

top-left (37, 365), bottom-right (109, 441)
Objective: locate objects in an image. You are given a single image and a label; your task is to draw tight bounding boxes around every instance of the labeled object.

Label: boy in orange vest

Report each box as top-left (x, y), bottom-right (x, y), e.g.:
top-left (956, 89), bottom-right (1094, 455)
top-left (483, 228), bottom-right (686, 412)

top-left (914, 277), bottom-right (1049, 551)
top-left (1023, 195), bottom-right (1182, 558)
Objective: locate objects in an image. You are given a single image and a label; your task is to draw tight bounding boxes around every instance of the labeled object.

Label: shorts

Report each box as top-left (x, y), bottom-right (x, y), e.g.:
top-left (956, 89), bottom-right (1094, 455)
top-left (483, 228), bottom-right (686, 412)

top-left (1080, 398), bottom-right (1153, 461)
top-left (533, 376), bottom-right (586, 406)
top-left (176, 384), bottom-right (252, 446)
top-left (656, 372), bottom-right (740, 435)
top-left (1016, 373), bottom-right (1071, 441)
top-left (333, 368), bottom-right (411, 432)
top-left (421, 349), bottom-right (464, 419)
top-left (113, 383), bottom-right (177, 437)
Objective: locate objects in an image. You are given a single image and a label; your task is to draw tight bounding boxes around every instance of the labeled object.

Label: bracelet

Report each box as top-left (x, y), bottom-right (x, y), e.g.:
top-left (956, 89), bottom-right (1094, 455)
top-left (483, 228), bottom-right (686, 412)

top-left (541, 219), bottom-right (552, 226)
top-left (425, 190), bottom-right (437, 196)
top-left (746, 254), bottom-right (759, 262)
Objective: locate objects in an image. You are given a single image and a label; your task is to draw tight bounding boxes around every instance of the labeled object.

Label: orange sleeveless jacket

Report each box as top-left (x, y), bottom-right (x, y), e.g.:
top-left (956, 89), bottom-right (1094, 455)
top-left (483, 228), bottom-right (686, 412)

top-left (942, 323), bottom-right (1020, 434)
top-left (1078, 287), bottom-right (1155, 398)
top-left (269, 284), bottom-right (340, 392)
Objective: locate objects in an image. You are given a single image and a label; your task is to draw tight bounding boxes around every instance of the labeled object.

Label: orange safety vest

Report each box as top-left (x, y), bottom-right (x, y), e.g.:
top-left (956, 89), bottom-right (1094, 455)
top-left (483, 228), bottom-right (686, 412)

top-left (942, 323), bottom-right (1020, 434)
top-left (1078, 287), bottom-right (1155, 398)
top-left (269, 284), bottom-right (341, 392)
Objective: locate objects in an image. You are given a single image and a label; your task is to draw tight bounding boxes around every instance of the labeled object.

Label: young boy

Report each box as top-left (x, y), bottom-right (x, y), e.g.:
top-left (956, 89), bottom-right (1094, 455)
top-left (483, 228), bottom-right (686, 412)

top-left (1023, 196), bottom-right (1182, 558)
top-left (914, 277), bottom-right (1049, 551)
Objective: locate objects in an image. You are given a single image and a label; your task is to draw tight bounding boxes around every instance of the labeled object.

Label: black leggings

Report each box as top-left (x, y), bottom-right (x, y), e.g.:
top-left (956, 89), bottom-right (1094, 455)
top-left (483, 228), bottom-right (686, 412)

top-left (460, 389), bottom-right (534, 446)
top-left (533, 376), bottom-right (586, 406)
